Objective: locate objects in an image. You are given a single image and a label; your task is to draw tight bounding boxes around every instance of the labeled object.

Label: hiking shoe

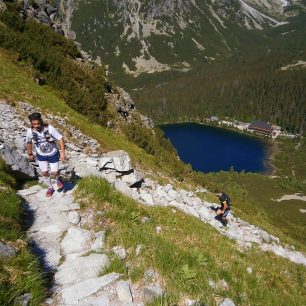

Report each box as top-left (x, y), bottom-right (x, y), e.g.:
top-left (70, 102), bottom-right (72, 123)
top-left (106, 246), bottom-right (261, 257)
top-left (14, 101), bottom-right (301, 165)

top-left (46, 187), bottom-right (55, 197)
top-left (221, 219), bottom-right (228, 227)
top-left (56, 178), bottom-right (64, 190)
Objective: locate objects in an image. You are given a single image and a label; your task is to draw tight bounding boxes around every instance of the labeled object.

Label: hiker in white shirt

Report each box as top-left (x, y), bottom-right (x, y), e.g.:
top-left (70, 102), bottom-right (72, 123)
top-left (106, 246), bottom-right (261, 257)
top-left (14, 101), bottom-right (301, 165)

top-left (26, 112), bottom-right (66, 197)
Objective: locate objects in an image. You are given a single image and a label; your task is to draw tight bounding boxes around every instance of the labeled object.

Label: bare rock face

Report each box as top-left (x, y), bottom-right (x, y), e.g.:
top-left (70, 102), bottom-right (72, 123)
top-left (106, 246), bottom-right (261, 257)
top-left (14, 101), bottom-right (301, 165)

top-left (0, 143), bottom-right (37, 179)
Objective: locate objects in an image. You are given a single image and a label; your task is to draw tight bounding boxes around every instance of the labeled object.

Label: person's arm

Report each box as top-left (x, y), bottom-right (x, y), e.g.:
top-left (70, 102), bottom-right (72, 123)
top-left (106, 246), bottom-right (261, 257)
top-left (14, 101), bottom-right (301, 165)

top-left (26, 142), bottom-right (34, 160)
top-left (49, 125), bottom-right (66, 161)
top-left (221, 201), bottom-right (227, 213)
top-left (59, 138), bottom-right (66, 161)
top-left (216, 201), bottom-right (227, 215)
top-left (25, 129), bottom-right (34, 160)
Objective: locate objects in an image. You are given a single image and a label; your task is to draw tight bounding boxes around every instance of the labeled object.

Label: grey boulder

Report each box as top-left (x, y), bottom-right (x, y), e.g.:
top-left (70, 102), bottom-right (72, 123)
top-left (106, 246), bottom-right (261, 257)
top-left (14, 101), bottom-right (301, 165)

top-left (0, 242), bottom-right (16, 259)
top-left (99, 150), bottom-right (132, 172)
top-left (0, 144), bottom-right (36, 179)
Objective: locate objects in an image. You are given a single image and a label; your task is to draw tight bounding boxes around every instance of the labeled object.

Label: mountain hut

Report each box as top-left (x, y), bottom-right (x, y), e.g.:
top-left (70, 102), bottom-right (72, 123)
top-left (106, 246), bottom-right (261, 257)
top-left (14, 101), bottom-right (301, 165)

top-left (248, 120), bottom-right (274, 136)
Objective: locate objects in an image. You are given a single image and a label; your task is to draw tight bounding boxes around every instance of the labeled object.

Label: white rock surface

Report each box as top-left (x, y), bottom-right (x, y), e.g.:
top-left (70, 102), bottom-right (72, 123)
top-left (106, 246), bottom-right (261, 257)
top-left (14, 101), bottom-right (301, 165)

top-left (247, 267), bottom-right (253, 274)
top-left (68, 211), bottom-right (81, 224)
top-left (112, 246), bottom-right (127, 259)
top-left (59, 272), bottom-right (120, 304)
top-left (91, 231), bottom-right (105, 251)
top-left (61, 227), bottom-right (92, 255)
top-left (219, 298), bottom-right (236, 306)
top-left (55, 253), bottom-right (109, 286)
top-left (100, 150), bottom-right (132, 172)
top-left (116, 280), bottom-right (133, 303)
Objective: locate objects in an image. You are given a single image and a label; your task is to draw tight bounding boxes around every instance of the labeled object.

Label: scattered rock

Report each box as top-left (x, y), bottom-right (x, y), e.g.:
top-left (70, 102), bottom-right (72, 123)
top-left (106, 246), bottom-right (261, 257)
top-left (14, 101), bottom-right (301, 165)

top-left (15, 293), bottom-right (32, 306)
top-left (246, 267), bottom-right (253, 274)
top-left (68, 211), bottom-right (81, 225)
top-left (184, 299), bottom-right (198, 306)
top-left (208, 279), bottom-right (216, 289)
top-left (135, 244), bottom-right (142, 256)
top-left (261, 231), bottom-right (272, 244)
top-left (143, 285), bottom-right (163, 299)
top-left (91, 231), bottom-right (105, 251)
top-left (156, 226), bottom-right (162, 234)
top-left (0, 0), bottom-right (7, 12)
top-left (44, 298), bottom-right (54, 305)
top-left (116, 280), bottom-right (133, 303)
top-left (216, 279), bottom-right (229, 291)
top-left (112, 245), bottom-right (127, 259)
top-left (0, 144), bottom-right (36, 179)
top-left (99, 150), bottom-right (132, 172)
top-left (0, 242), bottom-right (16, 259)
top-left (121, 170), bottom-right (144, 187)
top-left (141, 216), bottom-right (151, 224)
top-left (140, 192), bottom-right (154, 206)
top-left (219, 298), bottom-right (236, 306)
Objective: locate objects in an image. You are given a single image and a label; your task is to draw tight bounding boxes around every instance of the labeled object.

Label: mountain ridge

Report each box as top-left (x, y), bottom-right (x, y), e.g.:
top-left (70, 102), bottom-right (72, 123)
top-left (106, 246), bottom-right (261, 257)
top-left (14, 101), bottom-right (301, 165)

top-left (70, 0), bottom-right (304, 78)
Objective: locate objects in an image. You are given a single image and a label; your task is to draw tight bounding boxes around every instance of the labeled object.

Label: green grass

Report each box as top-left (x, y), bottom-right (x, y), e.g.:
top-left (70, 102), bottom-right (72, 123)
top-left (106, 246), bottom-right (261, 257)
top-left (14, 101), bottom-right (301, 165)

top-left (75, 177), bottom-right (306, 306)
top-left (204, 168), bottom-right (306, 252)
top-left (0, 160), bottom-right (46, 305)
top-left (272, 137), bottom-right (306, 179)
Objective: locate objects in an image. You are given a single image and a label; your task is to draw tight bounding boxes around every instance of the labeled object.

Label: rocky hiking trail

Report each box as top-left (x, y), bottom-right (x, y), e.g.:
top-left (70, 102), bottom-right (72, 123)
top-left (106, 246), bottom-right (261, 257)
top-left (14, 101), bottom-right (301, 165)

top-left (1, 100), bottom-right (306, 305)
top-left (18, 184), bottom-right (144, 305)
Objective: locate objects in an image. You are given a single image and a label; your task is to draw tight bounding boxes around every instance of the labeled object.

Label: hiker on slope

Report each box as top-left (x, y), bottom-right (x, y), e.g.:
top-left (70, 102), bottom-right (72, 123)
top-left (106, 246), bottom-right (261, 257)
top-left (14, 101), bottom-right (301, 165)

top-left (26, 112), bottom-right (65, 197)
top-left (216, 192), bottom-right (231, 226)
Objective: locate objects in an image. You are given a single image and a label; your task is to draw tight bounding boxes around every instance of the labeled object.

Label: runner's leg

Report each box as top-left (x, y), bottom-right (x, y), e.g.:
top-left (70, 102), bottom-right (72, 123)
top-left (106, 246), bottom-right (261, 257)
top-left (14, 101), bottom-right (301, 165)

top-left (38, 160), bottom-right (52, 188)
top-left (50, 162), bottom-right (63, 189)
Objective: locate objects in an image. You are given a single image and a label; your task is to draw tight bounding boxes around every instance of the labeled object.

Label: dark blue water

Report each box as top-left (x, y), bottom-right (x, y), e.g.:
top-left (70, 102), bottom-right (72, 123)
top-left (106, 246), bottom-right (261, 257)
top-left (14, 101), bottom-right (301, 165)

top-left (161, 123), bottom-right (270, 173)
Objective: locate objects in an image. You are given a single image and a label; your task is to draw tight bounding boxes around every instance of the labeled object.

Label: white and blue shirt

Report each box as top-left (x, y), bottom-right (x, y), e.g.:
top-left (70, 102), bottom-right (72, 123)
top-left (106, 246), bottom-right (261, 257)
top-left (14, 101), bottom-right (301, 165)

top-left (26, 124), bottom-right (62, 156)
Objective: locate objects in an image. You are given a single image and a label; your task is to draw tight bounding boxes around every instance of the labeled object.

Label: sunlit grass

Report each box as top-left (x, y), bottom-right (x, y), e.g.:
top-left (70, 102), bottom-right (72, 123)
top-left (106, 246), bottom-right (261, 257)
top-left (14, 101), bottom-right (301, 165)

top-left (75, 177), bottom-right (306, 306)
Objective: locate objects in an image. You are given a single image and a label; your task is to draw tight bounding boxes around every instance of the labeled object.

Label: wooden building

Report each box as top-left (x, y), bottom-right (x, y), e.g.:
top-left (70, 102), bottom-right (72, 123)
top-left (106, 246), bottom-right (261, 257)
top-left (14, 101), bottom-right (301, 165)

top-left (248, 120), bottom-right (274, 136)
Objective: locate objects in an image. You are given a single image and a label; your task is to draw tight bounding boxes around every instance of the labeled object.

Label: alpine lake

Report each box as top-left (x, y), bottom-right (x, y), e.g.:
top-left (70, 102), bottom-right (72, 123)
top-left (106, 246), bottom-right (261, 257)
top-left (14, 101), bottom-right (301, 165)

top-left (161, 123), bottom-right (271, 173)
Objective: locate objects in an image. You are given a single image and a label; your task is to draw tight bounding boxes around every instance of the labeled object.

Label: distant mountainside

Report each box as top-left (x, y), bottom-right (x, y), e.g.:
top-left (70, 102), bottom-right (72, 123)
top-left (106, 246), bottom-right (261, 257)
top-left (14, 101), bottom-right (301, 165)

top-left (71, 0), bottom-right (305, 79)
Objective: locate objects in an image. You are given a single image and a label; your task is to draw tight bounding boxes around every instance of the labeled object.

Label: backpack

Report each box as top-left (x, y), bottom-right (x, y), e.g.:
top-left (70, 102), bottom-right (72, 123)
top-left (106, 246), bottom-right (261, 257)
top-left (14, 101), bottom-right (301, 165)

top-left (219, 193), bottom-right (231, 209)
top-left (31, 124), bottom-right (55, 146)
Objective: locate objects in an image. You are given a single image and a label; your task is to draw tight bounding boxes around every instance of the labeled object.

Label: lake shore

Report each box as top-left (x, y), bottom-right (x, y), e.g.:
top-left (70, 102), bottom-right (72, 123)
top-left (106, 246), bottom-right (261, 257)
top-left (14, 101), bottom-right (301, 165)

top-left (161, 122), bottom-right (271, 174)
top-left (160, 120), bottom-right (281, 176)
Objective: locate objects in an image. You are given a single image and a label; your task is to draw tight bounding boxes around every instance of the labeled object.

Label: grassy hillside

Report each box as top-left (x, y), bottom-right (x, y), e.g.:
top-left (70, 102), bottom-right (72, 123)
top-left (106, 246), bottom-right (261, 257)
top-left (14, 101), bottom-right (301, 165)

top-left (75, 177), bottom-right (306, 305)
top-left (1, 45), bottom-right (306, 253)
top-left (0, 7), bottom-right (306, 304)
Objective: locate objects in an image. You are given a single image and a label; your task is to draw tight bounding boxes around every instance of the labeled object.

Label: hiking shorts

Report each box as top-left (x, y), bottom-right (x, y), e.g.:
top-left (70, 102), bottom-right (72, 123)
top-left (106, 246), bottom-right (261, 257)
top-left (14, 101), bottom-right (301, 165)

top-left (36, 152), bottom-right (60, 173)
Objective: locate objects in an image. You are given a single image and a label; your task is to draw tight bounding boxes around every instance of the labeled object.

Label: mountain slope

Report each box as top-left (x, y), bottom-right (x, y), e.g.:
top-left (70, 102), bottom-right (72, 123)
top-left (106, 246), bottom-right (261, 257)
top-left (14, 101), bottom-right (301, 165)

top-left (70, 0), bottom-right (303, 78)
top-left (1, 5), bottom-right (306, 302)
top-left (1, 53), bottom-right (306, 305)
